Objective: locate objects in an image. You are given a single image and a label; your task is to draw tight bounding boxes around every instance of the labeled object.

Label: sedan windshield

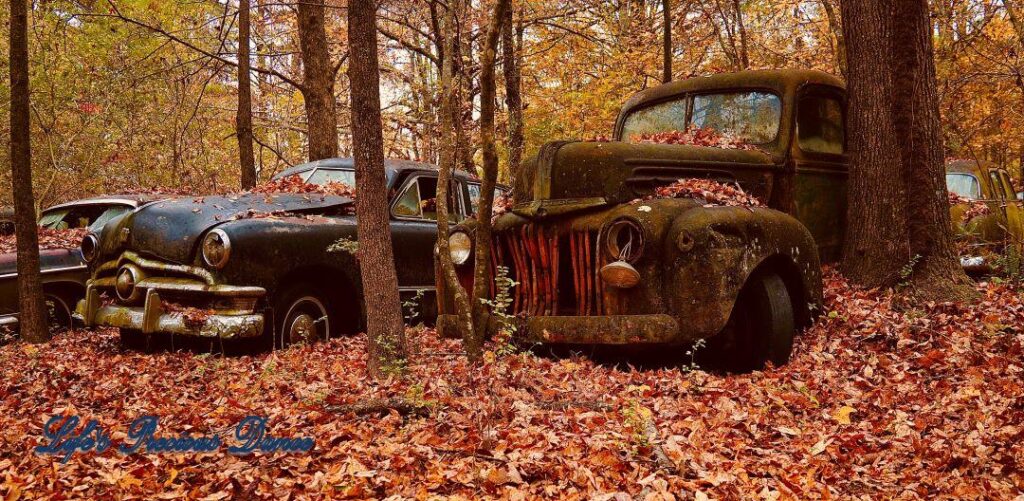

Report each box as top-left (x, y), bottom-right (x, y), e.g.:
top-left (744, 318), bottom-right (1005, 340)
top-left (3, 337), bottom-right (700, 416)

top-left (621, 91), bottom-right (781, 145)
top-left (38, 204), bottom-right (133, 232)
top-left (946, 173), bottom-right (981, 200)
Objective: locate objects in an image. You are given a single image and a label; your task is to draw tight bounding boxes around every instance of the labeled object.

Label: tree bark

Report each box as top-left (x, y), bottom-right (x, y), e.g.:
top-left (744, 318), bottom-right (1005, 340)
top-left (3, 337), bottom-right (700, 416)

top-left (468, 0), bottom-right (511, 361)
top-left (501, 7), bottom-right (524, 181)
top-left (839, 0), bottom-right (909, 286)
top-left (347, 0), bottom-right (407, 375)
top-left (841, 0), bottom-right (972, 300)
top-left (237, 0), bottom-right (257, 188)
top-left (297, 0), bottom-right (338, 160)
top-left (662, 0), bottom-right (672, 83)
top-left (9, 0), bottom-right (49, 342)
top-left (435, 0), bottom-right (477, 352)
top-left (892, 0), bottom-right (972, 299)
top-left (732, 0), bottom-right (749, 69)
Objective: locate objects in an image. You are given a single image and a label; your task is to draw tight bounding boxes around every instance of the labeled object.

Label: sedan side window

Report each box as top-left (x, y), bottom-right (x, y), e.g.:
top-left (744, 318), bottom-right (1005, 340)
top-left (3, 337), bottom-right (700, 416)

top-left (392, 176), bottom-right (456, 221)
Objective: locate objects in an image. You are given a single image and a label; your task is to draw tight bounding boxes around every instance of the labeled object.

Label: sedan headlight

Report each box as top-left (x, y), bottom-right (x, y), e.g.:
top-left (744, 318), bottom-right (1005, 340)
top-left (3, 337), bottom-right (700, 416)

top-left (81, 234), bottom-right (99, 263)
top-left (201, 229), bottom-right (232, 269)
top-left (449, 232), bottom-right (472, 265)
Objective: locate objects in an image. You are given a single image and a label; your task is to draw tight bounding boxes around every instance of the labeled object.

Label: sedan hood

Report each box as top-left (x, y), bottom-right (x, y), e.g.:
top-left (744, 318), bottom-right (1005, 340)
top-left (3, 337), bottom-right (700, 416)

top-left (99, 193), bottom-right (354, 265)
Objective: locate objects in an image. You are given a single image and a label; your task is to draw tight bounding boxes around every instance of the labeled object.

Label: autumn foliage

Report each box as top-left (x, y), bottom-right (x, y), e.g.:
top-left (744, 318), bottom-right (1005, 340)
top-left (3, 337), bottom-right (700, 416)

top-left (630, 126), bottom-right (761, 151)
top-left (642, 178), bottom-right (765, 208)
top-left (0, 228), bottom-right (89, 255)
top-left (247, 175), bottom-right (355, 198)
top-left (1, 270), bottom-right (1021, 498)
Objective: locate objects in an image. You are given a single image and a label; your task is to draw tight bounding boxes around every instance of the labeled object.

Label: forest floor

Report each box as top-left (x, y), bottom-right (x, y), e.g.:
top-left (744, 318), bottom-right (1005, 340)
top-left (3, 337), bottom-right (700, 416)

top-left (1, 270), bottom-right (1023, 499)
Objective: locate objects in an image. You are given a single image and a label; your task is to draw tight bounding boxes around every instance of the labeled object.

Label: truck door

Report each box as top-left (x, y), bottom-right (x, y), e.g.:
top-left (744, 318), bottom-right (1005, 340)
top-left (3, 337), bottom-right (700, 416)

top-left (992, 170), bottom-right (1024, 251)
top-left (791, 85), bottom-right (848, 263)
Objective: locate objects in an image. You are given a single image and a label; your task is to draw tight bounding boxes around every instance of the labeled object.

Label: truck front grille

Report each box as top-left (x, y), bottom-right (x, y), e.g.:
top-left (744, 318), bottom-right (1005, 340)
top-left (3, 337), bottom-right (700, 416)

top-left (493, 224), bottom-right (607, 316)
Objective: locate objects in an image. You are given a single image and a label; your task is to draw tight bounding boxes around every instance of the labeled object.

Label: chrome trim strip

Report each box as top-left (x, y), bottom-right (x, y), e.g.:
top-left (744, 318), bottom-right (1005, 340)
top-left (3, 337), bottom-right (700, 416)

top-left (399, 286), bottom-right (437, 292)
top-left (0, 315), bottom-right (18, 327)
top-left (118, 251), bottom-right (215, 285)
top-left (0, 264), bottom-right (87, 280)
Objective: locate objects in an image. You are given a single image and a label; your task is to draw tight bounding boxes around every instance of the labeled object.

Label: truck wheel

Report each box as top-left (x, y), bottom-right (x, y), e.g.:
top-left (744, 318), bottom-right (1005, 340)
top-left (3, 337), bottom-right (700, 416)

top-left (715, 271), bottom-right (795, 372)
top-left (119, 329), bottom-right (150, 351)
top-left (274, 284), bottom-right (334, 347)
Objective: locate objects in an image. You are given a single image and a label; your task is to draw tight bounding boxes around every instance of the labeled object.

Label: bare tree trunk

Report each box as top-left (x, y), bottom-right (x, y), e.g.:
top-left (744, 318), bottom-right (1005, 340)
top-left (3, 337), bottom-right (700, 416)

top-left (348, 0), bottom-right (407, 375)
top-left (237, 0), bottom-right (257, 188)
top-left (1002, 0), bottom-right (1024, 181)
top-left (467, 0), bottom-right (511, 361)
top-left (840, 0), bottom-right (909, 286)
top-left (297, 0), bottom-right (338, 160)
top-left (819, 0), bottom-right (846, 76)
top-left (435, 0), bottom-right (476, 350)
top-left (9, 0), bottom-right (49, 342)
top-left (893, 0), bottom-right (972, 299)
top-left (502, 6), bottom-right (524, 181)
top-left (732, 0), bottom-right (749, 69)
top-left (662, 0), bottom-right (672, 83)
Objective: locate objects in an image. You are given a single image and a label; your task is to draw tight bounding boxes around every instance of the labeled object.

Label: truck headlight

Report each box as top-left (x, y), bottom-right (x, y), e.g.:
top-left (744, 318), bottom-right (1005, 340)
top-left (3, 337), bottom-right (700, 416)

top-left (604, 218), bottom-right (644, 262)
top-left (449, 232), bottom-right (472, 265)
top-left (202, 229), bottom-right (231, 269)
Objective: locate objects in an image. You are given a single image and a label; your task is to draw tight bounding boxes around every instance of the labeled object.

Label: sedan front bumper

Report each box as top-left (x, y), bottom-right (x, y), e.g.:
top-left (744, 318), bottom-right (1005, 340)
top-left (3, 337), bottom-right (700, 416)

top-left (77, 280), bottom-right (266, 339)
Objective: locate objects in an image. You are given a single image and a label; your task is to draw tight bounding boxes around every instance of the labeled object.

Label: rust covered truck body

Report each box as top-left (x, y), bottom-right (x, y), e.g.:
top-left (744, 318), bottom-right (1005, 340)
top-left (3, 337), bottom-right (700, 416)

top-left (438, 69), bottom-right (847, 369)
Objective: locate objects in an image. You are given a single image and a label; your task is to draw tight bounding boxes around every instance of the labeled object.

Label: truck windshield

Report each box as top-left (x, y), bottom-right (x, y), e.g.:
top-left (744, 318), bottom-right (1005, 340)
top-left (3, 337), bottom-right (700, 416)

top-left (621, 91), bottom-right (781, 145)
top-left (946, 173), bottom-right (981, 200)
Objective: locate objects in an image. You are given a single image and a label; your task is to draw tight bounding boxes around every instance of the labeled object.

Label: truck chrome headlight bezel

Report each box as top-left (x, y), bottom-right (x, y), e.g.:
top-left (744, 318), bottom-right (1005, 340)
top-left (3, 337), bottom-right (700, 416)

top-left (448, 231), bottom-right (472, 265)
top-left (603, 218), bottom-right (645, 263)
top-left (201, 229), bottom-right (232, 269)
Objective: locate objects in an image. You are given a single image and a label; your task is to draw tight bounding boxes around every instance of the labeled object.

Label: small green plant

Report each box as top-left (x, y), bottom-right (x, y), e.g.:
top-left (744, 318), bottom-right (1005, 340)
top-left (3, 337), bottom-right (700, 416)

top-left (897, 254), bottom-right (922, 287)
top-left (478, 265), bottom-right (519, 356)
top-left (327, 236), bottom-right (359, 255)
top-left (622, 397), bottom-right (654, 449)
top-left (680, 338), bottom-right (706, 373)
top-left (402, 289), bottom-right (426, 325)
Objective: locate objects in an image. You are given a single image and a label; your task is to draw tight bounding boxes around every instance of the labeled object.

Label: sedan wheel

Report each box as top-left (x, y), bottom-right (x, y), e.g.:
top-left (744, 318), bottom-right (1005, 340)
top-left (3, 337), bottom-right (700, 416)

top-left (276, 286), bottom-right (333, 347)
top-left (44, 293), bottom-right (73, 332)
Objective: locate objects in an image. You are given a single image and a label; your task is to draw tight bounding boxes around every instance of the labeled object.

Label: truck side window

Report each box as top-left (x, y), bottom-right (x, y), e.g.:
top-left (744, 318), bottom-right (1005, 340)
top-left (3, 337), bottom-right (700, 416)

top-left (989, 172), bottom-right (1007, 201)
top-left (797, 94), bottom-right (845, 155)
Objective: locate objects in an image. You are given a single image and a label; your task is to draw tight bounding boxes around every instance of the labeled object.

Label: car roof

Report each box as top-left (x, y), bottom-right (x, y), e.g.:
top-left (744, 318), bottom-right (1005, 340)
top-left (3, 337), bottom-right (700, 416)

top-left (946, 159), bottom-right (1000, 176)
top-left (42, 194), bottom-right (161, 213)
top-left (272, 157), bottom-right (479, 182)
top-left (618, 69), bottom-right (845, 126)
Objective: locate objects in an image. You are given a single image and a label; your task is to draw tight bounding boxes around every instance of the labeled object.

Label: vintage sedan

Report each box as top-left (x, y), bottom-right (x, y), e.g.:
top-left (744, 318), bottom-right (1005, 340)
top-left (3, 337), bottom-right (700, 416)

top-left (946, 159), bottom-right (1024, 273)
top-left (0, 195), bottom-right (160, 332)
top-left (78, 158), bottom-right (490, 349)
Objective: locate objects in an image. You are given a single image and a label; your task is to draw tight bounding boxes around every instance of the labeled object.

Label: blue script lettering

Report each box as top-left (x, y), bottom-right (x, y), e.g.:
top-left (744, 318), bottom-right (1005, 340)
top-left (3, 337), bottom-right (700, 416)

top-left (119, 415), bottom-right (221, 454)
top-left (35, 415), bottom-right (111, 463)
top-left (228, 416), bottom-right (314, 455)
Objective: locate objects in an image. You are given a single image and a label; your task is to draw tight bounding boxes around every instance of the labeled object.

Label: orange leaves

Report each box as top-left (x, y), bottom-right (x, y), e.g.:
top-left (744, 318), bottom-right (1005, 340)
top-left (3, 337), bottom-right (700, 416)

top-left (630, 126), bottom-right (762, 151)
top-left (0, 227), bottom-right (89, 254)
top-left (645, 178), bottom-right (765, 207)
top-left (248, 175), bottom-right (355, 198)
top-left (1, 270), bottom-right (1023, 497)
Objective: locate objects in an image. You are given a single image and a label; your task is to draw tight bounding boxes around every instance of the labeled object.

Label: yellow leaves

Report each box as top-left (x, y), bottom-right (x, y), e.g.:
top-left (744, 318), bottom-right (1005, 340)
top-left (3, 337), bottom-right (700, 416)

top-left (833, 406), bottom-right (856, 425)
top-left (164, 468), bottom-right (179, 488)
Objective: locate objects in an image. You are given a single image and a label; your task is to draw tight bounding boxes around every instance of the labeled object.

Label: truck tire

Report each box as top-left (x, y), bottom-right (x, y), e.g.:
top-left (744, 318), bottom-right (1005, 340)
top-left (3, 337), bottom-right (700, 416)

top-left (715, 271), bottom-right (795, 372)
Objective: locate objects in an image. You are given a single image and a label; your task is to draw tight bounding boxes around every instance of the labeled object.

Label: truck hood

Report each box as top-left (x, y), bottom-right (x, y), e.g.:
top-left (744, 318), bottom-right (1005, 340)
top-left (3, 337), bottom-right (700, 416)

top-left (512, 140), bottom-right (776, 215)
top-left (98, 192), bottom-right (354, 265)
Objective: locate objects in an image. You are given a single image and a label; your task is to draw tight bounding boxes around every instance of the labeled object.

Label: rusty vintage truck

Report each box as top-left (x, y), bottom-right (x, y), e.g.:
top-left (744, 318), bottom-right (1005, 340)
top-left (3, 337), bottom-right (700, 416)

top-left (438, 69), bottom-right (848, 370)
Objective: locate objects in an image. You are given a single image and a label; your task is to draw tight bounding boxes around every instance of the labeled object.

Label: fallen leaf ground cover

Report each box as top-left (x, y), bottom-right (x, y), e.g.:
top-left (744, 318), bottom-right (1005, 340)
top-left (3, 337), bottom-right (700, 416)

top-left (1, 271), bottom-right (1022, 499)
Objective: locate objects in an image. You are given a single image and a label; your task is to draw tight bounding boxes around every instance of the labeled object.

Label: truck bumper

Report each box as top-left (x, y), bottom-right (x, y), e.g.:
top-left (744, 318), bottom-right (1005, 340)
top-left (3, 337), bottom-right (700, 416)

top-left (77, 283), bottom-right (265, 339)
top-left (436, 313), bottom-right (683, 344)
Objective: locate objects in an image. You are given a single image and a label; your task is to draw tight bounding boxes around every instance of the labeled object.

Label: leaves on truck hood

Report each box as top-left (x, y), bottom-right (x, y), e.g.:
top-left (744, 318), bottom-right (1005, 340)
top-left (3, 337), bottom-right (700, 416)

top-left (634, 178), bottom-right (765, 208)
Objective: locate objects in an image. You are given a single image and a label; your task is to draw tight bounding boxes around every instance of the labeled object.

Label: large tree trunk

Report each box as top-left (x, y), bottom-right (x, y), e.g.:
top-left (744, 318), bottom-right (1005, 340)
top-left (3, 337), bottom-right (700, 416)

top-left (502, 6), bottom-right (524, 181)
top-left (237, 0), bottom-right (257, 188)
top-left (841, 0), bottom-right (972, 300)
top-left (467, 0), bottom-right (511, 361)
top-left (347, 0), bottom-right (407, 375)
top-left (297, 0), bottom-right (338, 160)
top-left (9, 0), bottom-right (49, 342)
top-left (839, 0), bottom-right (909, 285)
top-left (892, 0), bottom-right (972, 299)
top-left (435, 0), bottom-right (477, 351)
top-left (662, 0), bottom-right (672, 83)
